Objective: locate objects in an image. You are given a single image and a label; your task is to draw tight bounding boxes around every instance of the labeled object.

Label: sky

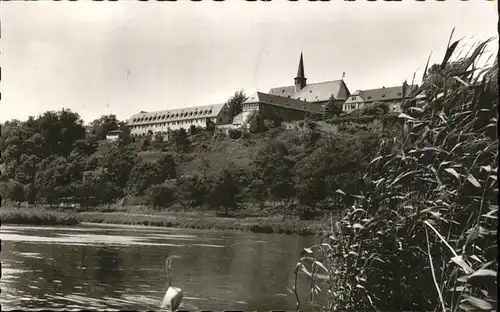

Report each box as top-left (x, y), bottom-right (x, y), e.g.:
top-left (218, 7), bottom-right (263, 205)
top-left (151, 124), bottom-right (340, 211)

top-left (0, 1), bottom-right (497, 124)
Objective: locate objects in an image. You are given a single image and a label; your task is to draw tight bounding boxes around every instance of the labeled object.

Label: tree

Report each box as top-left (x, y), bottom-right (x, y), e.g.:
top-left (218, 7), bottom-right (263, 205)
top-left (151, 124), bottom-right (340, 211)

top-left (156, 154), bottom-right (177, 180)
top-left (0, 180), bottom-right (25, 205)
top-left (141, 137), bottom-right (150, 151)
top-left (177, 175), bottom-right (206, 206)
top-left (72, 139), bottom-right (97, 156)
top-left (171, 128), bottom-right (191, 154)
top-left (189, 125), bottom-right (201, 136)
top-left (100, 147), bottom-right (138, 188)
top-left (82, 168), bottom-right (122, 208)
top-left (199, 158), bottom-right (211, 182)
top-left (248, 111), bottom-right (266, 133)
top-left (88, 114), bottom-right (119, 140)
top-left (126, 160), bottom-right (164, 197)
top-left (99, 181), bottom-right (123, 209)
top-left (253, 140), bottom-right (296, 219)
top-left (323, 95), bottom-right (343, 120)
top-left (34, 156), bottom-right (76, 206)
top-left (153, 132), bottom-right (165, 150)
top-left (208, 169), bottom-right (239, 216)
top-left (225, 90), bottom-right (249, 118)
top-left (146, 183), bottom-right (176, 210)
top-left (24, 183), bottom-right (38, 205)
top-left (10, 181), bottom-right (25, 205)
top-left (117, 122), bottom-right (132, 147)
top-left (205, 119), bottom-right (216, 133)
top-left (37, 109), bottom-right (86, 156)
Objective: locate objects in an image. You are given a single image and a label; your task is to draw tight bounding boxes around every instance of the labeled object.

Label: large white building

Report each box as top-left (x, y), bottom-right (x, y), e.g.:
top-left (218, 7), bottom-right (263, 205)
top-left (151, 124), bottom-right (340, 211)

top-left (127, 103), bottom-right (232, 137)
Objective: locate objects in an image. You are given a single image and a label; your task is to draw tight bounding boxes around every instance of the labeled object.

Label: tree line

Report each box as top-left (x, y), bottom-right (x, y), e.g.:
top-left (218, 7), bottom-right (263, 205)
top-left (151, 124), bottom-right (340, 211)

top-left (0, 91), bottom-right (400, 219)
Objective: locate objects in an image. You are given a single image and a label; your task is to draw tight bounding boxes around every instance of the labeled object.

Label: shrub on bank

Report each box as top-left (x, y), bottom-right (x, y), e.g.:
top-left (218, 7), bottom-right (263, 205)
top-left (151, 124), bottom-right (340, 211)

top-left (0, 207), bottom-right (80, 226)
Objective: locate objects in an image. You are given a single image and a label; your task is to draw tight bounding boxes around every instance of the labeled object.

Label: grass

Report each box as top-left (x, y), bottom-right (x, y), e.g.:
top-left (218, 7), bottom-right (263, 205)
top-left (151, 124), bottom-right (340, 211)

top-left (0, 207), bottom-right (80, 226)
top-left (0, 204), bottom-right (326, 236)
top-left (77, 210), bottom-right (326, 236)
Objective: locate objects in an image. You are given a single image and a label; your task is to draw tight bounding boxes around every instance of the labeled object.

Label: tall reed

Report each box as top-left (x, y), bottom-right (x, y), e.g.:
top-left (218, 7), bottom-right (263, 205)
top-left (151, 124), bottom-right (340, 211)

top-left (295, 36), bottom-right (498, 312)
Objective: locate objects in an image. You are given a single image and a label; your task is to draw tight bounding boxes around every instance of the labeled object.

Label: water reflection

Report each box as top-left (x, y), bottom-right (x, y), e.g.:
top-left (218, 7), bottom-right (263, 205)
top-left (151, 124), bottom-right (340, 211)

top-left (1, 224), bottom-right (322, 311)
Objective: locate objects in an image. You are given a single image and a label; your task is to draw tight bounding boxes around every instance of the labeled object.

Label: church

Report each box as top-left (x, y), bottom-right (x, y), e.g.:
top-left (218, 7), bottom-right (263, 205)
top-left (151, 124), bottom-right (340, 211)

top-left (268, 52), bottom-right (351, 107)
top-left (233, 53), bottom-right (351, 127)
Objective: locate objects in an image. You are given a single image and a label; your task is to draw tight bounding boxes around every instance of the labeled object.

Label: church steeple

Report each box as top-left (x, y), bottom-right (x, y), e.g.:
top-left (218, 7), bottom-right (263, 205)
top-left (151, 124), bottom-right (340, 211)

top-left (294, 52), bottom-right (307, 92)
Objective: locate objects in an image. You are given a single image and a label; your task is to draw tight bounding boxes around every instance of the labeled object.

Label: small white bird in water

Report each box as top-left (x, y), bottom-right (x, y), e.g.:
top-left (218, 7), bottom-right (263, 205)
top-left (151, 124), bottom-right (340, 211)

top-left (161, 255), bottom-right (183, 311)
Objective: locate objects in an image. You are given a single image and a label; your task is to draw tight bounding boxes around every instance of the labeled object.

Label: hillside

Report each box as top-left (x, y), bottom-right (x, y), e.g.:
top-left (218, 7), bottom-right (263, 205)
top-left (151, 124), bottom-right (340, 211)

top-left (94, 120), bottom-right (340, 179)
top-left (0, 99), bottom-right (396, 221)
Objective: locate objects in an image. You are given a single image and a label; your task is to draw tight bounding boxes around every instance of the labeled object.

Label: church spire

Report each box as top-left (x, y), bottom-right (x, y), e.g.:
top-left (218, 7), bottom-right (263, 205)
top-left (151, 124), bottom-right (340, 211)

top-left (297, 52), bottom-right (305, 78)
top-left (294, 52), bottom-right (307, 92)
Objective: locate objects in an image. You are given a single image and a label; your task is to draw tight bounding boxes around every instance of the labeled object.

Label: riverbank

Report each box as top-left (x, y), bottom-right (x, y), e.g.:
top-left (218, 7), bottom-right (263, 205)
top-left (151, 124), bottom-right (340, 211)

top-left (0, 207), bottom-right (80, 226)
top-left (78, 211), bottom-right (325, 236)
top-left (1, 206), bottom-right (326, 236)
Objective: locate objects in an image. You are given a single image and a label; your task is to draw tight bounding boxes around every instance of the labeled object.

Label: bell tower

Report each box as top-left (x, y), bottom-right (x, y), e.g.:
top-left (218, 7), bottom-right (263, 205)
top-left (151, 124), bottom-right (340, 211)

top-left (294, 52), bottom-right (307, 92)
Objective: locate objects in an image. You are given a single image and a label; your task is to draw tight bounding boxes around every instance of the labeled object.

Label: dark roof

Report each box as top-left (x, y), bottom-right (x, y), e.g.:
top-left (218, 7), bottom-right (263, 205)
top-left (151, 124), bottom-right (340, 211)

top-left (344, 84), bottom-right (418, 104)
top-left (127, 103), bottom-right (226, 125)
top-left (243, 92), bottom-right (323, 114)
top-left (268, 80), bottom-right (350, 102)
top-left (107, 130), bottom-right (122, 135)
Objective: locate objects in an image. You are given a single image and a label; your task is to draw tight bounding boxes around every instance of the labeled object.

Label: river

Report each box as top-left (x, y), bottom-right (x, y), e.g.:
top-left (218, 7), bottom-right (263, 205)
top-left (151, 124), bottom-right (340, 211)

top-left (1, 223), bottom-right (326, 311)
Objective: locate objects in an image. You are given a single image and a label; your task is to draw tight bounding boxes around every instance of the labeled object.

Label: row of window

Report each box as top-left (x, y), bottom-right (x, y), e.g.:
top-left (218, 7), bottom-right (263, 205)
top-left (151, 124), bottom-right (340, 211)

top-left (242, 103), bottom-right (259, 111)
top-left (343, 104), bottom-right (359, 111)
top-left (129, 117), bottom-right (218, 130)
top-left (349, 92), bottom-right (402, 101)
top-left (131, 109), bottom-right (213, 123)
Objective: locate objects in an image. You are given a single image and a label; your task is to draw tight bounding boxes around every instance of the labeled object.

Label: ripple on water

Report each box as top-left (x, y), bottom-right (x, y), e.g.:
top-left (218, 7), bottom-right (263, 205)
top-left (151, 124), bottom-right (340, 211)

top-left (1, 232), bottom-right (183, 247)
top-left (189, 243), bottom-right (225, 248)
top-left (1, 267), bottom-right (31, 280)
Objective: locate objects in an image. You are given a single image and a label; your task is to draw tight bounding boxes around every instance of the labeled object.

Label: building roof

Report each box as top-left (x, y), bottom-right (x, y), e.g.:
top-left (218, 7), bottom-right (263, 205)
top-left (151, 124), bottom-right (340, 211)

top-left (127, 103), bottom-right (226, 125)
top-left (344, 84), bottom-right (419, 104)
top-left (106, 130), bottom-right (122, 135)
top-left (243, 92), bottom-right (323, 114)
top-left (268, 80), bottom-right (350, 102)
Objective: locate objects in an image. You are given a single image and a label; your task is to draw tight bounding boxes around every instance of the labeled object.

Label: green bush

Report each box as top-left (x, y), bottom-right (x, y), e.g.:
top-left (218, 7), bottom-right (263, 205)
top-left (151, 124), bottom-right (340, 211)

top-left (228, 128), bottom-right (242, 139)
